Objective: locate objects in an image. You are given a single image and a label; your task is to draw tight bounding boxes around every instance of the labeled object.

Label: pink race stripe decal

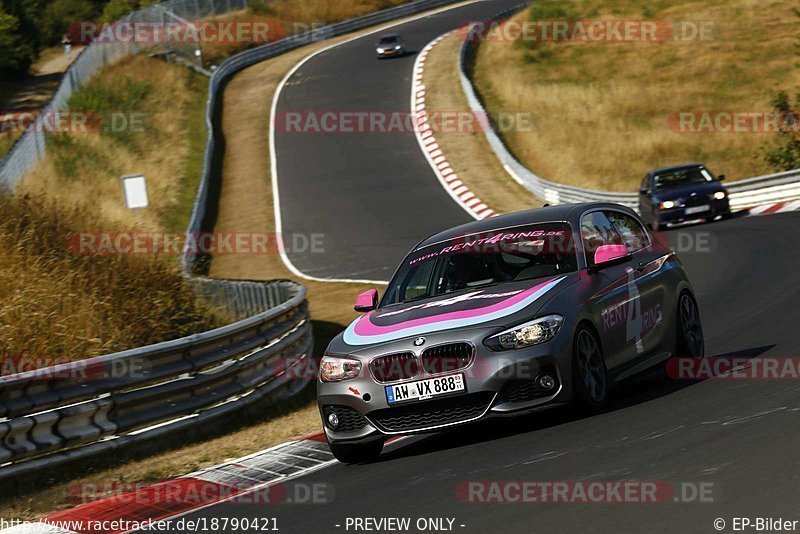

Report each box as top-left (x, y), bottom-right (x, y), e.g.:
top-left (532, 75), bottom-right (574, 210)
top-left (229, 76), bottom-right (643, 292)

top-left (343, 277), bottom-right (565, 345)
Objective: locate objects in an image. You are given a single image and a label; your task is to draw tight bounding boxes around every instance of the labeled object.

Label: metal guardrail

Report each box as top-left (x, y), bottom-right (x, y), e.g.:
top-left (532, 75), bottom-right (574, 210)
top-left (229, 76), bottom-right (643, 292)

top-left (458, 13), bottom-right (800, 212)
top-left (0, 279), bottom-right (313, 481)
top-left (0, 0), bottom-right (248, 189)
top-left (181, 0), bottom-right (483, 273)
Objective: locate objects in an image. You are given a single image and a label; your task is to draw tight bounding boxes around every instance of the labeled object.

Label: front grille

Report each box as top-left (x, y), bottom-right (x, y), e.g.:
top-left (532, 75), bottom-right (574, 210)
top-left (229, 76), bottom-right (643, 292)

top-left (421, 342), bottom-right (474, 375)
top-left (683, 196), bottom-right (712, 208)
top-left (323, 405), bottom-right (368, 433)
top-left (370, 352), bottom-right (419, 383)
top-left (368, 392), bottom-right (494, 432)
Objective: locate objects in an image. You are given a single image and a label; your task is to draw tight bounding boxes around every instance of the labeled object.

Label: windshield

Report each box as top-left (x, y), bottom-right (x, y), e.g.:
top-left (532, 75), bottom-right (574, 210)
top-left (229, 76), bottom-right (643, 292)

top-left (654, 167), bottom-right (714, 190)
top-left (378, 36), bottom-right (398, 45)
top-left (381, 223), bottom-right (577, 307)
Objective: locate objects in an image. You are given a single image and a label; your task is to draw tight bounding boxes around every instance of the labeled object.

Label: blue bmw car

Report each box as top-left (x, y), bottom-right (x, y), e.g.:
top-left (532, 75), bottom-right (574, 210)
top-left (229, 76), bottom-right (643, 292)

top-left (638, 164), bottom-right (731, 231)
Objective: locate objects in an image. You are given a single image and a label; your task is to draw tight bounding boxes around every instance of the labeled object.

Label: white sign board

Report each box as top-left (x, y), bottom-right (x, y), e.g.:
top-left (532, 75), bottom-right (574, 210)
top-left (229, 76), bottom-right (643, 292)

top-left (122, 174), bottom-right (148, 209)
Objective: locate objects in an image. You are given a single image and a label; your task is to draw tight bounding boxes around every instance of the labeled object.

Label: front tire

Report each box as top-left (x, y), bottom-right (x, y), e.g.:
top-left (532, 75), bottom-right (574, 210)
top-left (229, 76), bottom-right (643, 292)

top-left (328, 439), bottom-right (384, 464)
top-left (676, 292), bottom-right (704, 358)
top-left (572, 325), bottom-right (608, 411)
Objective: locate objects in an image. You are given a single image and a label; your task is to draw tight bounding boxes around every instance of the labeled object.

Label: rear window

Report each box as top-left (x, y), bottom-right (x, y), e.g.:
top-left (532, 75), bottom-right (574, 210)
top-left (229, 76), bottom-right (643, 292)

top-left (382, 223), bottom-right (577, 307)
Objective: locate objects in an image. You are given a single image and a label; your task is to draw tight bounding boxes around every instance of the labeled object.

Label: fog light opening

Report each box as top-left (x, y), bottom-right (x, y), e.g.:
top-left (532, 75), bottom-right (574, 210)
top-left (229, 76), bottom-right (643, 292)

top-left (327, 411), bottom-right (339, 430)
top-left (537, 374), bottom-right (556, 391)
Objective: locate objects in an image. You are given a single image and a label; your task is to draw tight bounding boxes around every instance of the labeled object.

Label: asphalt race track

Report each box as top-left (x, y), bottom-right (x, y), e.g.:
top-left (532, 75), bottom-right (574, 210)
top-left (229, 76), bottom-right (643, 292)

top-left (274, 0), bottom-right (523, 281)
top-left (173, 1), bottom-right (800, 532)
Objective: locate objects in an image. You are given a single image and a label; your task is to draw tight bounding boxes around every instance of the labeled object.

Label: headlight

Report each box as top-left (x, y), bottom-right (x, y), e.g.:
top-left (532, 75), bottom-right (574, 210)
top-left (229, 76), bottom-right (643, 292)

top-left (713, 191), bottom-right (727, 200)
top-left (484, 314), bottom-right (565, 351)
top-left (320, 355), bottom-right (362, 382)
top-left (376, 47), bottom-right (385, 53)
top-left (395, 45), bottom-right (402, 49)
top-left (659, 200), bottom-right (675, 209)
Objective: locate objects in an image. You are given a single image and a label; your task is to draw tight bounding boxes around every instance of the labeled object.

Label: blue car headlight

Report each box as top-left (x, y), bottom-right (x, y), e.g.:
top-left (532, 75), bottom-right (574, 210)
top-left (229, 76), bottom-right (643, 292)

top-left (484, 314), bottom-right (565, 351)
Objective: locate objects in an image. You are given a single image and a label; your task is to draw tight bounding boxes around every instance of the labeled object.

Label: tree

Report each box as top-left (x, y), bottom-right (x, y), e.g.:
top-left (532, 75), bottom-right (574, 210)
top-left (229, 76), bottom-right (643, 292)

top-left (0, 6), bottom-right (37, 74)
top-left (40, 0), bottom-right (97, 45)
top-left (100, 0), bottom-right (137, 22)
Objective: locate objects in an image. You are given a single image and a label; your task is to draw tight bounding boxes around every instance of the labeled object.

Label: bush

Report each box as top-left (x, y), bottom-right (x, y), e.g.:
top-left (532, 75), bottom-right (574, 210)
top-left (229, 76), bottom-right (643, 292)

top-left (100, 0), bottom-right (159, 22)
top-left (763, 90), bottom-right (800, 171)
top-left (100, 0), bottom-right (138, 21)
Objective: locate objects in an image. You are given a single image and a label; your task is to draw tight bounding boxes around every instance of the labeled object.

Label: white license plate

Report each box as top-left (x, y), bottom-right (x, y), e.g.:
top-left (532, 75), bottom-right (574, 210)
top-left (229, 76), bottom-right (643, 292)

top-left (685, 205), bottom-right (710, 215)
top-left (385, 374), bottom-right (465, 404)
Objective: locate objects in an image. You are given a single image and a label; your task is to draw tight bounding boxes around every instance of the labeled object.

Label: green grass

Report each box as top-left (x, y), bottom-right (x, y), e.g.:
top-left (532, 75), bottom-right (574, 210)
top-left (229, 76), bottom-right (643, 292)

top-left (159, 73), bottom-right (208, 234)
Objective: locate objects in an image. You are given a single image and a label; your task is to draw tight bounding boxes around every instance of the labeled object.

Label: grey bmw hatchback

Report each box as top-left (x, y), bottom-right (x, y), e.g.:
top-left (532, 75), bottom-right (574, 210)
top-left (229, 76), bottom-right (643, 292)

top-left (318, 203), bottom-right (704, 463)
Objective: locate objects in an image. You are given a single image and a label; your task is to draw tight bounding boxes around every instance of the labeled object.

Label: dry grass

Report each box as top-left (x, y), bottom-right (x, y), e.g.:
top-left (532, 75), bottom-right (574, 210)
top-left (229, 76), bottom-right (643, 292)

top-left (422, 31), bottom-right (543, 214)
top-left (201, 0), bottom-right (416, 64)
top-left (0, 194), bottom-right (224, 366)
top-left (252, 0), bottom-right (416, 24)
top-left (472, 0), bottom-right (800, 191)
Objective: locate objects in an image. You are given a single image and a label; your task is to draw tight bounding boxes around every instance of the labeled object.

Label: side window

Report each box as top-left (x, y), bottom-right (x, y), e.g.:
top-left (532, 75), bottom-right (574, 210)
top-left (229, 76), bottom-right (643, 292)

top-left (399, 260), bottom-right (435, 301)
top-left (640, 175), bottom-right (650, 193)
top-left (581, 211), bottom-right (623, 265)
top-left (606, 211), bottom-right (649, 252)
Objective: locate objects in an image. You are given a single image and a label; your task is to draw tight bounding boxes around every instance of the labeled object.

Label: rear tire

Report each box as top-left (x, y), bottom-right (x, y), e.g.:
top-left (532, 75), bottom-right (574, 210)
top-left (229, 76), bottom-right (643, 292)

top-left (328, 439), bottom-right (384, 464)
top-left (571, 325), bottom-right (608, 411)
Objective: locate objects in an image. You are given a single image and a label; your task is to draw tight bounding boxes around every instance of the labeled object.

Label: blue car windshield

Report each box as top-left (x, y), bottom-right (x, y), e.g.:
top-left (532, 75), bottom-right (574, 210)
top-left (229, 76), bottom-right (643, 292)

top-left (654, 167), bottom-right (714, 191)
top-left (382, 223), bottom-right (577, 307)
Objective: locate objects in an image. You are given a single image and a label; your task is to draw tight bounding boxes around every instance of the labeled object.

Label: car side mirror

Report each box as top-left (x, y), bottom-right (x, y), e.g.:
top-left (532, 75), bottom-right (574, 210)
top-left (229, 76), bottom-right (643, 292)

top-left (354, 289), bottom-right (379, 312)
top-left (717, 174), bottom-right (725, 181)
top-left (639, 187), bottom-right (649, 194)
top-left (592, 244), bottom-right (631, 270)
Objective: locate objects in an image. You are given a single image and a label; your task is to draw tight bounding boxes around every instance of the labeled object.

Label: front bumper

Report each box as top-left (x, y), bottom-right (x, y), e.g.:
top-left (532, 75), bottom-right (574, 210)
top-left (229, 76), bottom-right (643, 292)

top-left (376, 48), bottom-right (402, 58)
top-left (656, 198), bottom-right (731, 225)
top-left (318, 326), bottom-right (573, 444)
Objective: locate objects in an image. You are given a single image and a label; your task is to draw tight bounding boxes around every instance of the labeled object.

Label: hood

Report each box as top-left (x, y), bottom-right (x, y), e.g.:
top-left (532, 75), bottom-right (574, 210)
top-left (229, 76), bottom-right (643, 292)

top-left (330, 274), bottom-right (578, 352)
top-left (652, 181), bottom-right (725, 203)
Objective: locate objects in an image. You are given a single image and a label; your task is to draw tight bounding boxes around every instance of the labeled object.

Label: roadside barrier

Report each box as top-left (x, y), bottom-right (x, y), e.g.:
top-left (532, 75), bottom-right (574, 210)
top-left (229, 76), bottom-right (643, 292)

top-left (0, 279), bottom-right (312, 481)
